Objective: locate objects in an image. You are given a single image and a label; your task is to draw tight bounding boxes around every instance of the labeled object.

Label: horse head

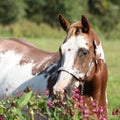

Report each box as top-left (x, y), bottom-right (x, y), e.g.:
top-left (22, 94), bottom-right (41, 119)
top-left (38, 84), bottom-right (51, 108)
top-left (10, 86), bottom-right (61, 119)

top-left (53, 14), bottom-right (97, 95)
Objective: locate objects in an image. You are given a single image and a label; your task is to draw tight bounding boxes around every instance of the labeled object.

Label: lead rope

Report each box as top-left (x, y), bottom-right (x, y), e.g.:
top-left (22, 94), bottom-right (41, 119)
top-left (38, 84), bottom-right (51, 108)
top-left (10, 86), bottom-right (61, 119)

top-left (80, 81), bottom-right (85, 96)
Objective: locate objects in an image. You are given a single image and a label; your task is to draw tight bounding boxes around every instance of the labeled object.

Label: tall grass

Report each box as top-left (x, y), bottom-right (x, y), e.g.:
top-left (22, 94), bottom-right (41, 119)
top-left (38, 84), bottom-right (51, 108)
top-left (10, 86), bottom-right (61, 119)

top-left (102, 40), bottom-right (120, 119)
top-left (0, 20), bottom-right (65, 39)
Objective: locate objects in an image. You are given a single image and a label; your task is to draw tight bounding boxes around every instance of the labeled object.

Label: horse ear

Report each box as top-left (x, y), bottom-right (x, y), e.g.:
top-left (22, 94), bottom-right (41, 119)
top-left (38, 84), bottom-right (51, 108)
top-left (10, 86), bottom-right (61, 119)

top-left (81, 15), bottom-right (90, 33)
top-left (59, 14), bottom-right (70, 32)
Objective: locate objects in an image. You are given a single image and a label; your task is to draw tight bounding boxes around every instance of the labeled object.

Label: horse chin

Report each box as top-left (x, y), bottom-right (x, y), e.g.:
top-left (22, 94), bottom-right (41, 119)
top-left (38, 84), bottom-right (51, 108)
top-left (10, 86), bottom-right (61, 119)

top-left (51, 91), bottom-right (65, 101)
top-left (51, 83), bottom-right (73, 100)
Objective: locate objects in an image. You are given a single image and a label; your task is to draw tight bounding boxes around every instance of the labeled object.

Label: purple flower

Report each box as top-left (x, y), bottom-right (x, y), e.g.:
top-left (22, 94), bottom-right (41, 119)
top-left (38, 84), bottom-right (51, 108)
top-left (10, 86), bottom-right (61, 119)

top-left (92, 102), bottom-right (97, 107)
top-left (98, 106), bottom-right (104, 114)
top-left (72, 93), bottom-right (80, 101)
top-left (84, 113), bottom-right (89, 118)
top-left (83, 109), bottom-right (89, 114)
top-left (79, 96), bottom-right (83, 103)
top-left (74, 88), bottom-right (80, 93)
top-left (10, 102), bottom-right (15, 107)
top-left (45, 89), bottom-right (49, 95)
top-left (70, 111), bottom-right (75, 116)
top-left (47, 100), bottom-right (53, 109)
top-left (83, 109), bottom-right (89, 118)
top-left (0, 115), bottom-right (3, 120)
top-left (112, 109), bottom-right (119, 115)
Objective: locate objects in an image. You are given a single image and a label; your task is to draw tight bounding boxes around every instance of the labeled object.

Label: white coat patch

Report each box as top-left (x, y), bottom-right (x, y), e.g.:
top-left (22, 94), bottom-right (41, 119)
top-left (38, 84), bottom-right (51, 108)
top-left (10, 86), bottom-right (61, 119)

top-left (94, 41), bottom-right (105, 62)
top-left (0, 51), bottom-right (49, 98)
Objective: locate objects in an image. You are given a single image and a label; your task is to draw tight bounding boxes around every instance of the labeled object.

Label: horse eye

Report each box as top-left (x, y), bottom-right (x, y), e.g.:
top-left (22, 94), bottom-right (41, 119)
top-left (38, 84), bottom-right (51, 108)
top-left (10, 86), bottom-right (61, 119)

top-left (79, 48), bottom-right (89, 56)
top-left (68, 48), bottom-right (71, 51)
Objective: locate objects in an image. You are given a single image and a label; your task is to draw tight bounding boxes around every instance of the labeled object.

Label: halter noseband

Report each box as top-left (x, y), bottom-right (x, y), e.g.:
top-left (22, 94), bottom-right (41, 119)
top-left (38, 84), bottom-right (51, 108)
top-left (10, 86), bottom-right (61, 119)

top-left (58, 60), bottom-right (94, 81)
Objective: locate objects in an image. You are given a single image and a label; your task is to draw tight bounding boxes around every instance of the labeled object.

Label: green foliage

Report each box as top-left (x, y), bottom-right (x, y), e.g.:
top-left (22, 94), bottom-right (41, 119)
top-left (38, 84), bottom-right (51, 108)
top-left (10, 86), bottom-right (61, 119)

top-left (0, 20), bottom-right (65, 38)
top-left (88, 0), bottom-right (120, 39)
top-left (0, 0), bottom-right (26, 24)
top-left (110, 0), bottom-right (120, 5)
top-left (0, 91), bottom-right (32, 120)
top-left (0, 88), bottom-right (108, 120)
top-left (25, 0), bottom-right (69, 27)
top-left (0, 0), bottom-right (119, 39)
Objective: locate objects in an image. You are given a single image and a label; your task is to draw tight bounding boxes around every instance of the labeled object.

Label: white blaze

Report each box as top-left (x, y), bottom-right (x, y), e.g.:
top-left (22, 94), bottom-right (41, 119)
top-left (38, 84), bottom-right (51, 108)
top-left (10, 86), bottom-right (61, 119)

top-left (53, 35), bottom-right (88, 93)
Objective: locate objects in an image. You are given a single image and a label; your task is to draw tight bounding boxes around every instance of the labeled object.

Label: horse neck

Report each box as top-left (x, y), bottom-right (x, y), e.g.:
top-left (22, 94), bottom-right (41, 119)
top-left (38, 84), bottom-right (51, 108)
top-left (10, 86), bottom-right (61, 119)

top-left (33, 52), bottom-right (60, 75)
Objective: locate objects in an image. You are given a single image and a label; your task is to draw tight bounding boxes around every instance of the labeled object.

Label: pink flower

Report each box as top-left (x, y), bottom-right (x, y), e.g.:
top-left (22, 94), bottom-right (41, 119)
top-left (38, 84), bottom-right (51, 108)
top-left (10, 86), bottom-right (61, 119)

top-left (47, 100), bottom-right (53, 109)
top-left (92, 102), bottom-right (97, 107)
top-left (79, 96), bottom-right (83, 103)
top-left (98, 106), bottom-right (104, 114)
top-left (45, 89), bottom-right (49, 95)
top-left (84, 113), bottom-right (89, 118)
top-left (74, 88), bottom-right (80, 93)
top-left (83, 109), bottom-right (89, 114)
top-left (83, 109), bottom-right (89, 118)
top-left (112, 108), bottom-right (119, 115)
top-left (0, 115), bottom-right (3, 120)
top-left (72, 93), bottom-right (80, 101)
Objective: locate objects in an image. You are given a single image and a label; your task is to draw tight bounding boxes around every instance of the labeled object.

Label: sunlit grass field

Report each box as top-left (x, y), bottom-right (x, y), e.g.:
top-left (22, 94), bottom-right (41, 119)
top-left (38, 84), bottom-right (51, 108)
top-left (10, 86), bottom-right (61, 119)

top-left (23, 36), bottom-right (120, 119)
top-left (102, 40), bottom-right (120, 119)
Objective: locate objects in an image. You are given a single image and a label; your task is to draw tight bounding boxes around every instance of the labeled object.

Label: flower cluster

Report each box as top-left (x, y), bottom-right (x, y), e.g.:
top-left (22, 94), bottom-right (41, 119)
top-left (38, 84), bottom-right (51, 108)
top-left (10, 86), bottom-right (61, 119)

top-left (1, 87), bottom-right (119, 120)
top-left (45, 88), bottom-right (106, 120)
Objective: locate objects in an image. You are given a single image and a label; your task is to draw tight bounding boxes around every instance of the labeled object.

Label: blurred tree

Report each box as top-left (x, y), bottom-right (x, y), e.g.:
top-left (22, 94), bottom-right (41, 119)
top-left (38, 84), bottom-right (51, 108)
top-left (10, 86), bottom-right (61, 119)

top-left (25, 0), bottom-right (69, 27)
top-left (25, 0), bottom-right (89, 27)
top-left (0, 0), bottom-right (26, 24)
top-left (0, 0), bottom-right (119, 38)
top-left (88, 0), bottom-right (104, 14)
top-left (110, 0), bottom-right (120, 5)
top-left (88, 0), bottom-right (120, 33)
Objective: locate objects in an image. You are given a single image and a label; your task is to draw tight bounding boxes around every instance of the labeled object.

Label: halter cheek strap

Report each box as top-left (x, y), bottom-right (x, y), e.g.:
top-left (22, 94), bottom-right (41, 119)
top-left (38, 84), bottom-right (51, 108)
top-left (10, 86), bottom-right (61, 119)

top-left (58, 61), bottom-right (94, 81)
top-left (58, 67), bottom-right (85, 80)
top-left (58, 61), bottom-right (94, 95)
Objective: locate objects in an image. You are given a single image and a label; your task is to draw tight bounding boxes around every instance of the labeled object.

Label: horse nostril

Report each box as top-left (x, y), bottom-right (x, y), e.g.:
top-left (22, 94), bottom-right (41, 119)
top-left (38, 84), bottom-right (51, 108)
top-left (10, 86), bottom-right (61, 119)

top-left (64, 89), bottom-right (67, 94)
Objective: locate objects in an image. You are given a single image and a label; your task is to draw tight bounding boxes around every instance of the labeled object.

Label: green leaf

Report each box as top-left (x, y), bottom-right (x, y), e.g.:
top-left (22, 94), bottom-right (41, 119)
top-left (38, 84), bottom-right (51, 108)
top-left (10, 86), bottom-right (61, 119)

top-left (0, 106), bottom-right (4, 114)
top-left (12, 108), bottom-right (26, 120)
top-left (17, 91), bottom-right (32, 108)
top-left (73, 109), bottom-right (83, 120)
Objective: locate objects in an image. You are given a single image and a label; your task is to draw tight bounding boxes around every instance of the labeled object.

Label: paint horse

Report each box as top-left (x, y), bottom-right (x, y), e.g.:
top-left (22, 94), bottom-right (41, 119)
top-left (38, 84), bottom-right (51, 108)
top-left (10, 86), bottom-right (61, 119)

top-left (0, 14), bottom-right (108, 119)
top-left (0, 38), bottom-right (60, 97)
top-left (52, 15), bottom-right (108, 119)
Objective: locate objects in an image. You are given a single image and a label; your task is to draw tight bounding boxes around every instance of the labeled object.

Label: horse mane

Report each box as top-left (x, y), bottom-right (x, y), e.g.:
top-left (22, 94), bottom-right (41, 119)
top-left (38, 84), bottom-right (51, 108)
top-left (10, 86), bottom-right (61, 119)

top-left (9, 38), bottom-right (37, 48)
